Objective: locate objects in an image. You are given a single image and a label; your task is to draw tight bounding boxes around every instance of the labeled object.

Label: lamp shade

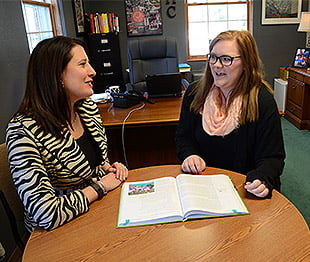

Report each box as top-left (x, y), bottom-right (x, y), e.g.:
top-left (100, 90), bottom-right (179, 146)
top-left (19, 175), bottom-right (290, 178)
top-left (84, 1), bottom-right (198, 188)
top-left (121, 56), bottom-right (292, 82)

top-left (298, 12), bottom-right (310, 32)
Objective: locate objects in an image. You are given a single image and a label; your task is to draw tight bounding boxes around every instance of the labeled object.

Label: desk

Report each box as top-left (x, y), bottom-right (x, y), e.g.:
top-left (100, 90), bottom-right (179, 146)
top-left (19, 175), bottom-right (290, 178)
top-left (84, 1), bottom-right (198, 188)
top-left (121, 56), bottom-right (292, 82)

top-left (23, 165), bottom-right (310, 262)
top-left (98, 97), bottom-right (183, 169)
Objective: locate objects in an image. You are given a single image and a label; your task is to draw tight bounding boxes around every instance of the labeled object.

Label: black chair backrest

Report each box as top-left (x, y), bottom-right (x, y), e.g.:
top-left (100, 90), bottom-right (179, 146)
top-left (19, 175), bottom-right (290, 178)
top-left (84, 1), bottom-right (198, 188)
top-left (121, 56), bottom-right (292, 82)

top-left (127, 37), bottom-right (179, 85)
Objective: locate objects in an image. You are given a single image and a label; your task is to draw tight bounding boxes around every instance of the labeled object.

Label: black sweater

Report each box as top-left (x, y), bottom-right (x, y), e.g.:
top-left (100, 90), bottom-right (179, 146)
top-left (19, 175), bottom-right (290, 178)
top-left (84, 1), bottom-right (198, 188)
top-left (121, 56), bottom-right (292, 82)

top-left (176, 83), bottom-right (285, 195)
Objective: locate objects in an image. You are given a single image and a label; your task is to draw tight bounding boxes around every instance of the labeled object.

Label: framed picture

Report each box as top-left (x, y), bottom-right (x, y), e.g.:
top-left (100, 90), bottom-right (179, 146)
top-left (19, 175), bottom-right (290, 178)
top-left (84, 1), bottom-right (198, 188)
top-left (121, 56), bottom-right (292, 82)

top-left (262, 0), bottom-right (302, 25)
top-left (125, 0), bottom-right (163, 36)
top-left (72, 0), bottom-right (85, 35)
top-left (292, 48), bottom-right (310, 68)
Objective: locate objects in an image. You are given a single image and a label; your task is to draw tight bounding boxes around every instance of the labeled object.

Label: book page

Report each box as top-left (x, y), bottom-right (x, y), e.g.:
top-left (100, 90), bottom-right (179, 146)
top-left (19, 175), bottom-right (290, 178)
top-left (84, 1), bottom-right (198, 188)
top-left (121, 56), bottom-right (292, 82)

top-left (118, 177), bottom-right (183, 227)
top-left (176, 174), bottom-right (248, 217)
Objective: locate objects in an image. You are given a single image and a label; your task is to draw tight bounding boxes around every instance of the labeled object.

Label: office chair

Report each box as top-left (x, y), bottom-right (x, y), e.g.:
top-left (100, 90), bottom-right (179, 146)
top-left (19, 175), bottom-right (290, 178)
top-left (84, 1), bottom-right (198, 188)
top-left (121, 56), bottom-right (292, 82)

top-left (0, 143), bottom-right (26, 251)
top-left (126, 37), bottom-right (189, 93)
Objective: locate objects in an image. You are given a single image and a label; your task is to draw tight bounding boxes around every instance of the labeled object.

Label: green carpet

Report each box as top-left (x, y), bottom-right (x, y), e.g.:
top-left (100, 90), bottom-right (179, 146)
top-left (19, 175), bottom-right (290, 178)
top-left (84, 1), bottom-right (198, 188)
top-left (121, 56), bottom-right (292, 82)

top-left (280, 118), bottom-right (310, 227)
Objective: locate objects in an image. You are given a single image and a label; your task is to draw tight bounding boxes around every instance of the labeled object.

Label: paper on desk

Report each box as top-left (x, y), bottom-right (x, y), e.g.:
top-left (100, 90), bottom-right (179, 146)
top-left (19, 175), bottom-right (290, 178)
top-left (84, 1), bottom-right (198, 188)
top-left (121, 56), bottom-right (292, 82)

top-left (91, 93), bottom-right (111, 103)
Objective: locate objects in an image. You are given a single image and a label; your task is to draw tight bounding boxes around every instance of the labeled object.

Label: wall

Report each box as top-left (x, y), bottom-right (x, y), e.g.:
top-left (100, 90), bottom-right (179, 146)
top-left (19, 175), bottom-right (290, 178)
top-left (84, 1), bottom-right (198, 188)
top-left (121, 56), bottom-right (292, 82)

top-left (253, 0), bottom-right (307, 84)
top-left (61, 0), bottom-right (77, 37)
top-left (82, 0), bottom-right (308, 86)
top-left (0, 0), bottom-right (29, 143)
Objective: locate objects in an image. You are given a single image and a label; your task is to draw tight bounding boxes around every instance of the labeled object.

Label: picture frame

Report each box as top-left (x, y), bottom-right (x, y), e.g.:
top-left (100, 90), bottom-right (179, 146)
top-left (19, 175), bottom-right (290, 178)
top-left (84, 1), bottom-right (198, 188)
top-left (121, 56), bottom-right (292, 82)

top-left (292, 48), bottom-right (310, 69)
top-left (262, 0), bottom-right (302, 25)
top-left (125, 0), bottom-right (163, 37)
top-left (72, 0), bottom-right (85, 35)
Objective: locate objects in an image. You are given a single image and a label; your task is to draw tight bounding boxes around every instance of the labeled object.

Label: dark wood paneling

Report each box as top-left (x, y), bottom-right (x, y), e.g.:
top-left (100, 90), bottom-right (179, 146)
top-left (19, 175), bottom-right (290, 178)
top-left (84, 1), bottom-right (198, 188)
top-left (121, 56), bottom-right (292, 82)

top-left (106, 124), bottom-right (180, 170)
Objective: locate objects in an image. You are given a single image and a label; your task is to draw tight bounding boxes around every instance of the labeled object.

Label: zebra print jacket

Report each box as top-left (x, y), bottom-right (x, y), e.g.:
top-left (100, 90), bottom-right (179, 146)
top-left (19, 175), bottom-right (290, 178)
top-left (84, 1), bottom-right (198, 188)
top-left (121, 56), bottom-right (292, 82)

top-left (6, 98), bottom-right (109, 232)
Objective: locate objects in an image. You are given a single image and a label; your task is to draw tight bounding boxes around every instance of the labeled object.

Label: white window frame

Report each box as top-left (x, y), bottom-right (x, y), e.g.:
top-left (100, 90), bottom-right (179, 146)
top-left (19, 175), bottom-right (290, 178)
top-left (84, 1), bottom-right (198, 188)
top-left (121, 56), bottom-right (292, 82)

top-left (185, 0), bottom-right (251, 61)
top-left (22, 0), bottom-right (63, 52)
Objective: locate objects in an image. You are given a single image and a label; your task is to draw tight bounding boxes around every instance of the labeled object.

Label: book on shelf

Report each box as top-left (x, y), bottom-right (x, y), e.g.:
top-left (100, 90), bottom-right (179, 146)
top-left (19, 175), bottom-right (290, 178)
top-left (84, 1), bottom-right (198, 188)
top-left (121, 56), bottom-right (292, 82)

top-left (113, 15), bottom-right (119, 33)
top-left (101, 13), bottom-right (109, 33)
top-left (88, 13), bottom-right (95, 34)
top-left (99, 13), bottom-right (104, 33)
top-left (94, 13), bottom-right (100, 34)
top-left (117, 174), bottom-right (249, 228)
top-left (108, 13), bottom-right (114, 33)
top-left (86, 12), bottom-right (119, 34)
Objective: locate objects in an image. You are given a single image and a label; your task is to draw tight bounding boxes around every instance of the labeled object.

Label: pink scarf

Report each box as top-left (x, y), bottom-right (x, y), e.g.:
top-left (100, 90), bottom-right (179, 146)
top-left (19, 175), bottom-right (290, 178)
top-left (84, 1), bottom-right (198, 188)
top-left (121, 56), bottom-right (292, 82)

top-left (201, 85), bottom-right (242, 136)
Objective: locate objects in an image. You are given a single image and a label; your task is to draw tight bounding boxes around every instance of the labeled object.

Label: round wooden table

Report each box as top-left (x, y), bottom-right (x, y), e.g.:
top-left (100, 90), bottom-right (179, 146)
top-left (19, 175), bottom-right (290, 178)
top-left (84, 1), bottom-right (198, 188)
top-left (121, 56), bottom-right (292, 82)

top-left (22, 165), bottom-right (310, 261)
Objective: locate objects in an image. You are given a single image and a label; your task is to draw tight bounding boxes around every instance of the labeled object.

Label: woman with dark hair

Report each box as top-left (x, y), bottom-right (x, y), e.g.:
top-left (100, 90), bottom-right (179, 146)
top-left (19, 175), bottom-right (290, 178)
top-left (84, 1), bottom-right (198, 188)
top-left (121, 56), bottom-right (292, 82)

top-left (6, 36), bottom-right (128, 232)
top-left (176, 30), bottom-right (285, 198)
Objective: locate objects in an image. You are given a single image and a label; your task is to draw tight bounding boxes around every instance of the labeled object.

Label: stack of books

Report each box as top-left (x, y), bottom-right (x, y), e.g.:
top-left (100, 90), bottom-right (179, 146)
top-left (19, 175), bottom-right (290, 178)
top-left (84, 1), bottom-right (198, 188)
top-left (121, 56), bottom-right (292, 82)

top-left (179, 63), bottom-right (191, 73)
top-left (86, 13), bottom-right (119, 34)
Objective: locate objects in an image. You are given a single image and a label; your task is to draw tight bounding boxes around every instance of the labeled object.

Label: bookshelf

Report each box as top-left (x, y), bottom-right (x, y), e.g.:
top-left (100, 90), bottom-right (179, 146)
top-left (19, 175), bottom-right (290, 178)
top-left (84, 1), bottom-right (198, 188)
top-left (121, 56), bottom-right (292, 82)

top-left (85, 13), bottom-right (123, 93)
top-left (85, 13), bottom-right (119, 34)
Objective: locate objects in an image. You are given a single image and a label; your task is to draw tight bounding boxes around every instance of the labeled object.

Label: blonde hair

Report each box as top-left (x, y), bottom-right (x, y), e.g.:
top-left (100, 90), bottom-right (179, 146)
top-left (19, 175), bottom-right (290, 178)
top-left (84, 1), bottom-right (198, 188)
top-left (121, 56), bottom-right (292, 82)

top-left (190, 30), bottom-right (272, 124)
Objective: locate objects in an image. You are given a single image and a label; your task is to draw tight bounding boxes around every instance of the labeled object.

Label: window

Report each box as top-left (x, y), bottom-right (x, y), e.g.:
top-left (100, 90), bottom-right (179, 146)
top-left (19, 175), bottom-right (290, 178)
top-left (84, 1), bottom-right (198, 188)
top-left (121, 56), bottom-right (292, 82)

top-left (22, 0), bottom-right (63, 52)
top-left (185, 0), bottom-right (250, 60)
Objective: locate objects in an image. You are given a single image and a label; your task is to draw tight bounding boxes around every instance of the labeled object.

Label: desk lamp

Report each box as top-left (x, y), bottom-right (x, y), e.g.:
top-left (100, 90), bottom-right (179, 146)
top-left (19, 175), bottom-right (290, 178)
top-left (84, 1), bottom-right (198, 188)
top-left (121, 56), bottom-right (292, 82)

top-left (298, 12), bottom-right (310, 71)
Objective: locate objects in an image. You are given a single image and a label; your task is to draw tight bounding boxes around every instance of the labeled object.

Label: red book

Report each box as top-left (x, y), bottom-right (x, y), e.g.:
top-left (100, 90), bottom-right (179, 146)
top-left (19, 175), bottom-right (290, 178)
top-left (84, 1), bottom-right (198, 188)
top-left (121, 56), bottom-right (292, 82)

top-left (88, 13), bottom-right (95, 33)
top-left (108, 13), bottom-right (114, 32)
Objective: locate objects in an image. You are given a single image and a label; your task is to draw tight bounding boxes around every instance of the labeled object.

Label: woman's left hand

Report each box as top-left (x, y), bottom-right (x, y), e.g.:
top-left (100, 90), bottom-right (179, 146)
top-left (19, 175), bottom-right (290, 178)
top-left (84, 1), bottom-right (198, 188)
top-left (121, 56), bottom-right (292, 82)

top-left (103, 162), bottom-right (128, 181)
top-left (244, 179), bottom-right (269, 198)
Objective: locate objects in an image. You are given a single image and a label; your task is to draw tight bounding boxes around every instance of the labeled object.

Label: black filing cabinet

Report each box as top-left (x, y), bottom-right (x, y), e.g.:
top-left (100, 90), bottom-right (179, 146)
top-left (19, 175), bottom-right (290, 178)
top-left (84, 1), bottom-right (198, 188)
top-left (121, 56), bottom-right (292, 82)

top-left (87, 33), bottom-right (123, 93)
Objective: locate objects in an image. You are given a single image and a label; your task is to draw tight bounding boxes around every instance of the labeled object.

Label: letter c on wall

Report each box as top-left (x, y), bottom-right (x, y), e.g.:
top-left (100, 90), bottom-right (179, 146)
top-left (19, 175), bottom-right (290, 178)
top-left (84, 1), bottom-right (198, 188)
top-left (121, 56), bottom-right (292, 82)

top-left (167, 6), bottom-right (176, 18)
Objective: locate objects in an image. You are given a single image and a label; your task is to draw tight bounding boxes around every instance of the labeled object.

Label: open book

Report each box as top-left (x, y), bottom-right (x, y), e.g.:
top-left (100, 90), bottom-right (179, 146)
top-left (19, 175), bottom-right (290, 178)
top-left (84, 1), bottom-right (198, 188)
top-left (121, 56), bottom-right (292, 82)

top-left (117, 174), bottom-right (249, 228)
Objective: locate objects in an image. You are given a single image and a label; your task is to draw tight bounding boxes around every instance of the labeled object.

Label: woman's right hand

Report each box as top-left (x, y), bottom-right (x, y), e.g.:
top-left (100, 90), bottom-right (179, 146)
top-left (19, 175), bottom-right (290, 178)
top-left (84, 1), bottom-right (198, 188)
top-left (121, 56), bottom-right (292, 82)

top-left (99, 172), bottom-right (123, 192)
top-left (102, 162), bottom-right (128, 181)
top-left (182, 155), bottom-right (206, 174)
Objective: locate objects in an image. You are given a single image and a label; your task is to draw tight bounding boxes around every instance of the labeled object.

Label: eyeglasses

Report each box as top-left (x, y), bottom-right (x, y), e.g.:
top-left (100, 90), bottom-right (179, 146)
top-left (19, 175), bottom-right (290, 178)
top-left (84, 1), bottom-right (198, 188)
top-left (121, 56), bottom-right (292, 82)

top-left (207, 54), bottom-right (241, 67)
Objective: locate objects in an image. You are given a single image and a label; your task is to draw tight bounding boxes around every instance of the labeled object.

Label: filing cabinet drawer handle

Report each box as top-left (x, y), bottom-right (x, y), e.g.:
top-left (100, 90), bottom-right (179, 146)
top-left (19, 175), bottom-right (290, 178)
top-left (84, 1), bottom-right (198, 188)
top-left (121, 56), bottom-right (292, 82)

top-left (97, 49), bottom-right (111, 53)
top-left (100, 72), bottom-right (114, 76)
top-left (103, 62), bottom-right (112, 67)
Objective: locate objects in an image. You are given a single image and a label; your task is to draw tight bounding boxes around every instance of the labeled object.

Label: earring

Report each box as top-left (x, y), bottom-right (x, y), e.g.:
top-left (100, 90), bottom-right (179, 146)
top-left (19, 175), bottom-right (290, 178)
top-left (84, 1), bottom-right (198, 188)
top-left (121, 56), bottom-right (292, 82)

top-left (60, 80), bottom-right (65, 88)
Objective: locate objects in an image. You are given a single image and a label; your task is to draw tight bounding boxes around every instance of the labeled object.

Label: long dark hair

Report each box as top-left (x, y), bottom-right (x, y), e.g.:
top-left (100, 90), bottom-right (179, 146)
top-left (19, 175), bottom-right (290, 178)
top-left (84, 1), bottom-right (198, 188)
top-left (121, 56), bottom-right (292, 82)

top-left (16, 36), bottom-right (88, 138)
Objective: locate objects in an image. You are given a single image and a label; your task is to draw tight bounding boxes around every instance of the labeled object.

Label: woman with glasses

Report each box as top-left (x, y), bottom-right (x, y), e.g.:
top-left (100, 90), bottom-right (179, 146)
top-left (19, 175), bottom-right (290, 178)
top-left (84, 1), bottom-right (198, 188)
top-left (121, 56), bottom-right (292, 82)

top-left (176, 30), bottom-right (285, 198)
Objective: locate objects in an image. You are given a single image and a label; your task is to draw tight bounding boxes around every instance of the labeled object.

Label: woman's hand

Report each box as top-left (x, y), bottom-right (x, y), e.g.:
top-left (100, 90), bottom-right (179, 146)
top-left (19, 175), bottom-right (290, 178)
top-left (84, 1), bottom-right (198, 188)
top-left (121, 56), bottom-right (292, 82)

top-left (182, 155), bottom-right (206, 174)
top-left (85, 163), bottom-right (128, 202)
top-left (102, 162), bottom-right (128, 181)
top-left (100, 173), bottom-right (123, 192)
top-left (244, 179), bottom-right (269, 198)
